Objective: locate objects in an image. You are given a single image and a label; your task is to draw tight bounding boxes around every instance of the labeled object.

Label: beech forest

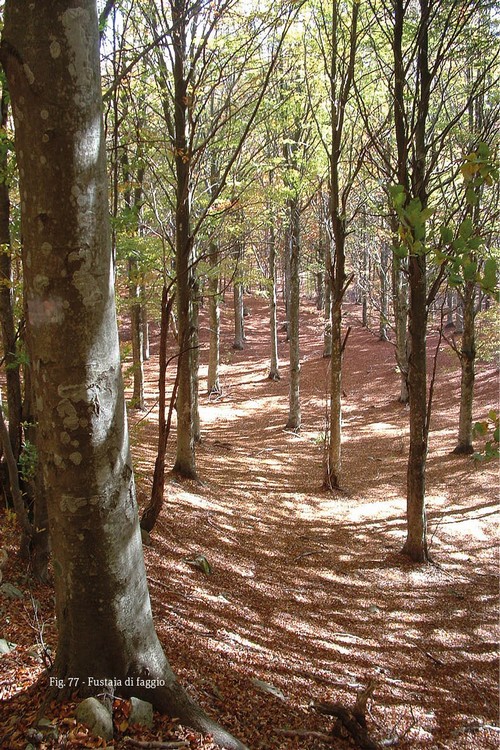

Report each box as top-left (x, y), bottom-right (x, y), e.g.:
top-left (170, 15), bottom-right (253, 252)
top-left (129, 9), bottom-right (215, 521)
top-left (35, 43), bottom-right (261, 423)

top-left (0, 2), bottom-right (498, 750)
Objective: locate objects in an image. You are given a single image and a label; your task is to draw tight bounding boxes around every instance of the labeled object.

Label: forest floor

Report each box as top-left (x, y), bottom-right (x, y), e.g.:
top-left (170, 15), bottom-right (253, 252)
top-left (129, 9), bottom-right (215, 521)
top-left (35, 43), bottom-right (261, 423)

top-left (0, 294), bottom-right (498, 750)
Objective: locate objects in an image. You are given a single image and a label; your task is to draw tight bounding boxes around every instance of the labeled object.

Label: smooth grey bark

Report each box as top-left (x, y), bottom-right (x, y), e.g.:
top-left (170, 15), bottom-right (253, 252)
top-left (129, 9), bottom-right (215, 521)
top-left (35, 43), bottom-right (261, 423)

top-left (379, 242), bottom-right (390, 341)
top-left (141, 282), bottom-right (150, 361)
top-left (207, 242), bottom-right (221, 394)
top-left (1, 5), bottom-right (246, 747)
top-left (128, 256), bottom-right (145, 409)
top-left (268, 217), bottom-right (280, 380)
top-left (286, 197), bottom-right (301, 430)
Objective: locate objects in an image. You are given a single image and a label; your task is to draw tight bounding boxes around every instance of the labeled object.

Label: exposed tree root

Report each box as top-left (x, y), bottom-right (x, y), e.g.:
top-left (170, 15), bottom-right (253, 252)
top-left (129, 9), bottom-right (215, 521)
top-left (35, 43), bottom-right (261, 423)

top-left (313, 680), bottom-right (381, 750)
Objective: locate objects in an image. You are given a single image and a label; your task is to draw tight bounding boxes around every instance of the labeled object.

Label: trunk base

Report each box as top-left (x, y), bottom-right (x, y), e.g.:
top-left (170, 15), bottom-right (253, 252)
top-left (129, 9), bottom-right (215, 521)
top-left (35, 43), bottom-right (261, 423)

top-left (401, 540), bottom-right (431, 563)
top-left (451, 444), bottom-right (474, 455)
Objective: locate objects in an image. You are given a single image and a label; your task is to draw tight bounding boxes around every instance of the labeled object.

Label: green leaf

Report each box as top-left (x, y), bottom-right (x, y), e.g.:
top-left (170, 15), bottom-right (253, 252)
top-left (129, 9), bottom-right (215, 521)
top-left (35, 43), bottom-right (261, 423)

top-left (466, 186), bottom-right (479, 206)
top-left (482, 257), bottom-right (498, 292)
top-left (473, 421), bottom-right (488, 437)
top-left (392, 244), bottom-right (408, 259)
top-left (440, 226), bottom-right (453, 245)
top-left (459, 217), bottom-right (473, 239)
top-left (463, 260), bottom-right (477, 281)
top-left (477, 142), bottom-right (490, 159)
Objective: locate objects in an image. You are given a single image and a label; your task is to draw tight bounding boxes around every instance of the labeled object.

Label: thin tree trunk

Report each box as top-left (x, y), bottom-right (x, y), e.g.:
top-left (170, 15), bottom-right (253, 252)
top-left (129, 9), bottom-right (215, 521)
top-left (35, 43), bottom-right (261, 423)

top-left (268, 219), bottom-right (280, 380)
top-left (392, 253), bottom-right (409, 402)
top-left (141, 287), bottom-right (176, 532)
top-left (172, 6), bottom-right (197, 478)
top-left (453, 281), bottom-right (476, 454)
top-left (207, 243), bottom-right (221, 394)
top-left (323, 242), bottom-right (332, 358)
top-left (286, 198), bottom-right (301, 430)
top-left (379, 242), bottom-right (390, 341)
top-left (141, 282), bottom-right (150, 361)
top-left (0, 89), bottom-right (22, 461)
top-left (129, 256), bottom-right (144, 409)
top-left (233, 280), bottom-right (245, 350)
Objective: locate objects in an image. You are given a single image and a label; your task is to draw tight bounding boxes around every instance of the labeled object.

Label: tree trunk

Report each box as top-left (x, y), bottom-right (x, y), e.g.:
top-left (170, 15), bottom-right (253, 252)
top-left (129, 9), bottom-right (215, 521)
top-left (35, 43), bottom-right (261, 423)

top-left (402, 254), bottom-right (429, 561)
top-left (392, 253), bottom-right (409, 403)
top-left (323, 242), bottom-right (332, 358)
top-left (1, 7), bottom-right (246, 747)
top-left (141, 281), bottom-right (150, 361)
top-left (286, 198), bottom-right (301, 430)
top-left (128, 256), bottom-right (145, 409)
top-left (172, 4), bottom-right (197, 479)
top-left (233, 280), bottom-right (245, 350)
top-left (400, 0), bottom-right (431, 562)
top-left (379, 242), bottom-right (390, 341)
top-left (0, 89), bottom-right (22, 462)
top-left (141, 287), bottom-right (176, 533)
top-left (207, 242), bottom-right (221, 394)
top-left (453, 281), bottom-right (476, 454)
top-left (268, 219), bottom-right (280, 380)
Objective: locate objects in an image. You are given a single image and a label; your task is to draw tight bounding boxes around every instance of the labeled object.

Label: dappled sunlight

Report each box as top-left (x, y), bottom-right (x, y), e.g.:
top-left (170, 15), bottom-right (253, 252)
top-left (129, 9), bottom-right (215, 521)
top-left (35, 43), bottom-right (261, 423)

top-left (119, 297), bottom-right (500, 749)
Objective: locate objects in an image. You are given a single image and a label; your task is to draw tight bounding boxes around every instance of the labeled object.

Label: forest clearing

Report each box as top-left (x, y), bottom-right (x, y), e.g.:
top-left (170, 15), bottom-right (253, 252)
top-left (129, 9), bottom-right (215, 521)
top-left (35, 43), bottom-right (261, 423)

top-left (1, 294), bottom-right (498, 750)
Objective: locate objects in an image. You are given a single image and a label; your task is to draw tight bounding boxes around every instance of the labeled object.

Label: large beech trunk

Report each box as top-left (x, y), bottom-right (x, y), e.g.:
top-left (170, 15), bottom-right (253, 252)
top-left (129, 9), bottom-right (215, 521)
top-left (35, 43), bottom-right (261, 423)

top-left (1, 5), bottom-right (246, 748)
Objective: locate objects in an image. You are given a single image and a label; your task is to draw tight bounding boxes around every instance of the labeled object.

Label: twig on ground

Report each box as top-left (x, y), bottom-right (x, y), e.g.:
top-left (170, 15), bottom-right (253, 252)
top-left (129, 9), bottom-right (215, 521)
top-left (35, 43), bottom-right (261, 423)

top-left (124, 739), bottom-right (189, 749)
top-left (415, 644), bottom-right (445, 666)
top-left (293, 550), bottom-right (321, 562)
top-left (276, 728), bottom-right (333, 742)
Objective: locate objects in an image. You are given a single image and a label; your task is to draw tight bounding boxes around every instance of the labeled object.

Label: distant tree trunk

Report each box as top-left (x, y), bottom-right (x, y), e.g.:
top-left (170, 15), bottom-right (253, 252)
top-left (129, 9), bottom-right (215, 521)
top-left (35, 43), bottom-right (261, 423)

top-left (207, 242), bottom-right (221, 394)
top-left (323, 242), bottom-right (332, 357)
top-left (453, 281), bottom-right (476, 454)
top-left (0, 89), bottom-right (22, 461)
top-left (316, 229), bottom-right (325, 311)
top-left (192, 277), bottom-right (201, 443)
top-left (286, 198), bottom-right (301, 430)
top-left (392, 253), bottom-right (409, 403)
top-left (121, 132), bottom-right (145, 410)
top-left (128, 256), bottom-right (144, 409)
top-left (283, 225), bottom-right (291, 341)
top-left (141, 287), bottom-right (176, 532)
top-left (268, 218), bottom-right (280, 380)
top-left (141, 282), bottom-right (150, 361)
top-left (446, 288), bottom-right (454, 327)
top-left (379, 243), bottom-right (390, 341)
top-left (233, 268), bottom-right (245, 350)
top-left (361, 243), bottom-right (368, 328)
top-left (1, 7), bottom-right (247, 746)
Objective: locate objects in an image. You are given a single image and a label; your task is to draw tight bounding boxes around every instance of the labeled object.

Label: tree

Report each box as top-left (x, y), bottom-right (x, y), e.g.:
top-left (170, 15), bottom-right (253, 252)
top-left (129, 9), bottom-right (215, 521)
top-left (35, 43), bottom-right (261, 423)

top-left (0, 4), bottom-right (246, 747)
top-left (307, 0), bottom-right (363, 488)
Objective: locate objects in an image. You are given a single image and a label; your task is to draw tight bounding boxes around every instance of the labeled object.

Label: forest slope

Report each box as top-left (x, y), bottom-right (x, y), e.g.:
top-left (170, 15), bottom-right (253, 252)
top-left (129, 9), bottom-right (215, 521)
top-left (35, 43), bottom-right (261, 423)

top-left (0, 295), bottom-right (498, 750)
